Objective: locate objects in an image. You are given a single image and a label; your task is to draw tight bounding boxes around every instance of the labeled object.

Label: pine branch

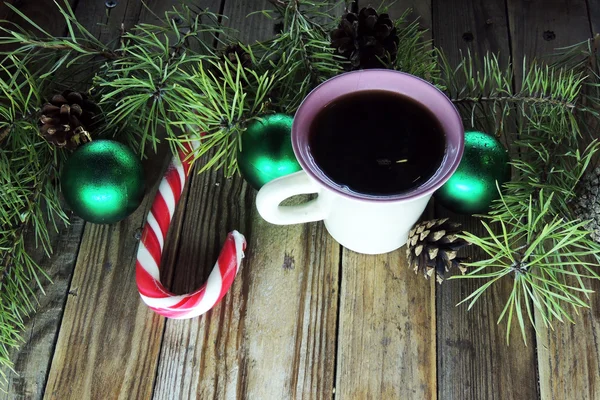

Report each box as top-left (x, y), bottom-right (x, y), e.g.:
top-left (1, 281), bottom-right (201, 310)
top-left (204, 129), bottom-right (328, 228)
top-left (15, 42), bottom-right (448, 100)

top-left (438, 50), bottom-right (593, 141)
top-left (1, 0), bottom-right (600, 367)
top-left (454, 190), bottom-right (600, 343)
top-left (390, 9), bottom-right (438, 81)
top-left (257, 0), bottom-right (343, 113)
top-left (445, 45), bottom-right (600, 342)
top-left (0, 38), bottom-right (68, 386)
top-left (173, 55), bottom-right (276, 175)
top-left (452, 94), bottom-right (578, 111)
top-left (92, 5), bottom-right (226, 156)
top-left (0, 1), bottom-right (119, 63)
top-left (0, 129), bottom-right (64, 386)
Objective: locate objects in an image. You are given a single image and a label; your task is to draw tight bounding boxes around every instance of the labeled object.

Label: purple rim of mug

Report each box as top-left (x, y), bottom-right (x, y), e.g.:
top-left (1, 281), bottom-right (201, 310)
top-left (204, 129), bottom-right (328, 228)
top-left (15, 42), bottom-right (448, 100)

top-left (292, 69), bottom-right (464, 202)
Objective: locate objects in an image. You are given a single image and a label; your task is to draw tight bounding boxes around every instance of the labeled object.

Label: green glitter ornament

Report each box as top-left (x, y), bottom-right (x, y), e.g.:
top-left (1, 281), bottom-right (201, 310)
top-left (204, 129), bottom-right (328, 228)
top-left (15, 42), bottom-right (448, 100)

top-left (435, 131), bottom-right (510, 215)
top-left (237, 114), bottom-right (301, 190)
top-left (61, 140), bottom-right (145, 224)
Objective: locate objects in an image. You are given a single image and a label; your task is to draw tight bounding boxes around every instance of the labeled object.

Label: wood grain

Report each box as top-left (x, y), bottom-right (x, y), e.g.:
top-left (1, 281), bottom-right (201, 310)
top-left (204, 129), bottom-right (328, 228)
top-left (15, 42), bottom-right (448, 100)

top-left (0, 0), bottom-right (72, 35)
top-left (0, 219), bottom-right (85, 400)
top-left (432, 1), bottom-right (539, 399)
top-left (220, 0), bottom-right (273, 46)
top-left (41, 1), bottom-right (185, 398)
top-left (43, 198), bottom-right (165, 400)
top-left (0, 1), bottom-right (85, 399)
top-left (433, 0), bottom-right (510, 64)
top-left (589, 0), bottom-right (600, 33)
top-left (151, 2), bottom-right (341, 399)
top-left (336, 250), bottom-right (436, 399)
top-left (153, 185), bottom-right (340, 399)
top-left (507, 1), bottom-right (599, 399)
top-left (535, 278), bottom-right (600, 400)
top-left (43, 149), bottom-right (175, 400)
top-left (508, 0), bottom-right (591, 82)
top-left (73, 0), bottom-right (144, 44)
top-left (332, 4), bottom-right (436, 400)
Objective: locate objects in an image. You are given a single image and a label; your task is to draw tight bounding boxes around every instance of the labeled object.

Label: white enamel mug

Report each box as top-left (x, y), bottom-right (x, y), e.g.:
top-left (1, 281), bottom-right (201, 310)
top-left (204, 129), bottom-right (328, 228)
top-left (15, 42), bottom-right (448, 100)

top-left (256, 70), bottom-right (464, 254)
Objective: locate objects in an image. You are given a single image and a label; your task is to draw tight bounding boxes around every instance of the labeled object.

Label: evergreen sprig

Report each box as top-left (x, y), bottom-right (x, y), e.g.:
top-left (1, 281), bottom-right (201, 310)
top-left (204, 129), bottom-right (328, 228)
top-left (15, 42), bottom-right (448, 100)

top-left (0, 1), bottom-right (117, 84)
top-left (386, 9), bottom-right (437, 80)
top-left (176, 56), bottom-right (277, 174)
top-left (442, 44), bottom-right (600, 342)
top-left (92, 5), bottom-right (226, 156)
top-left (438, 51), bottom-right (587, 141)
top-left (252, 0), bottom-right (343, 113)
top-left (1, 0), bottom-right (600, 381)
top-left (458, 191), bottom-right (600, 343)
top-left (0, 54), bottom-right (66, 382)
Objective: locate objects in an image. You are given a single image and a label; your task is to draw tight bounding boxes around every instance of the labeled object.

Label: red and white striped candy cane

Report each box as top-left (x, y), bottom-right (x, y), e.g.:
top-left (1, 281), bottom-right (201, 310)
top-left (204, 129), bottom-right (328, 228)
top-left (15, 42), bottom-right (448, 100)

top-left (135, 141), bottom-right (246, 319)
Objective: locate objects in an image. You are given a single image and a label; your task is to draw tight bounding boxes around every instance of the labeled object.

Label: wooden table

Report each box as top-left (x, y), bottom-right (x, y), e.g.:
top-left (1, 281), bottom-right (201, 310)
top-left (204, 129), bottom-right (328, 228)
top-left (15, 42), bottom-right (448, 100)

top-left (2, 0), bottom-right (600, 399)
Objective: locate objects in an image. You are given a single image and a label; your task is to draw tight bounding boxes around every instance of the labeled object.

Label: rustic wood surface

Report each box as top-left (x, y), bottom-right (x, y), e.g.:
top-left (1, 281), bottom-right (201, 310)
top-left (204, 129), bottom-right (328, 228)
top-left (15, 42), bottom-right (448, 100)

top-left (333, 3), bottom-right (435, 400)
top-left (1, 0), bottom-right (600, 399)
top-left (0, 1), bottom-right (84, 399)
top-left (432, 1), bottom-right (539, 399)
top-left (507, 1), bottom-right (600, 399)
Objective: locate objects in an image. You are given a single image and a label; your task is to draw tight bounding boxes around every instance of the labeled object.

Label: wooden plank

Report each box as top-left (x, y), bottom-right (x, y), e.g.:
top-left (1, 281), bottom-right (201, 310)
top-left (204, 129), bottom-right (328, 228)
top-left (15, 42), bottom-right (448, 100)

top-left (0, 1), bottom-right (86, 398)
top-left (508, 2), bottom-right (599, 399)
top-left (433, 0), bottom-right (510, 64)
top-left (40, 0), bottom-right (186, 398)
top-left (508, 0), bottom-right (591, 80)
top-left (221, 0), bottom-right (273, 45)
top-left (0, 0), bottom-right (72, 35)
top-left (333, 3), bottom-right (436, 399)
top-left (43, 172), bottom-right (167, 399)
top-left (0, 220), bottom-right (85, 400)
top-left (432, 1), bottom-right (539, 399)
top-left (42, 150), bottom-right (174, 400)
top-left (336, 251), bottom-right (436, 399)
top-left (73, 0), bottom-right (144, 43)
top-left (153, 191), bottom-right (340, 399)
top-left (536, 279), bottom-right (600, 399)
top-left (151, 1), bottom-right (341, 398)
top-left (589, 0), bottom-right (600, 33)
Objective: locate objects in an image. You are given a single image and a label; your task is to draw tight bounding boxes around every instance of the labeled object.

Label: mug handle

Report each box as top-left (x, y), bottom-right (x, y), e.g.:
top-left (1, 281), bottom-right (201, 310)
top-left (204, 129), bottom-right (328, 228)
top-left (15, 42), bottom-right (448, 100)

top-left (256, 171), bottom-right (328, 225)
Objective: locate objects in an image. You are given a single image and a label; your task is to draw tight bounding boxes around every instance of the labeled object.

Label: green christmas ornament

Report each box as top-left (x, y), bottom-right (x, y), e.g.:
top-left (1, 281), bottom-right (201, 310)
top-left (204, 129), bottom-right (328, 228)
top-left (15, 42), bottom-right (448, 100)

top-left (435, 131), bottom-right (510, 215)
top-left (61, 140), bottom-right (145, 224)
top-left (237, 114), bottom-right (301, 189)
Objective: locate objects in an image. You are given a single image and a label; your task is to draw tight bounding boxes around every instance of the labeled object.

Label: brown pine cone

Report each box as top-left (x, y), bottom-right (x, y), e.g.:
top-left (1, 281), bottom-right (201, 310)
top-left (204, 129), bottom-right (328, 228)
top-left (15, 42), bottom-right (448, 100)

top-left (223, 44), bottom-right (252, 69)
top-left (331, 6), bottom-right (399, 70)
top-left (573, 165), bottom-right (600, 243)
top-left (39, 91), bottom-right (98, 149)
top-left (407, 218), bottom-right (470, 283)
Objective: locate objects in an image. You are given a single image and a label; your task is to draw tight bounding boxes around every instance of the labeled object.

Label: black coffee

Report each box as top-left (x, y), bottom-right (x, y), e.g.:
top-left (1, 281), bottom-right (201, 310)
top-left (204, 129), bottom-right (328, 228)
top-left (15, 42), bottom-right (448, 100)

top-left (308, 90), bottom-right (446, 196)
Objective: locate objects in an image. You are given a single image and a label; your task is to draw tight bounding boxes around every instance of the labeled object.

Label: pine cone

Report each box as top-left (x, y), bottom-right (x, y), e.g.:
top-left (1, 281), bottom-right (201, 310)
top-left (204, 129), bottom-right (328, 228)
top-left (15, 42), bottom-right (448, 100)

top-left (330, 6), bottom-right (399, 70)
top-left (39, 91), bottom-right (97, 149)
top-left (406, 218), bottom-right (470, 283)
top-left (573, 165), bottom-right (600, 242)
top-left (223, 44), bottom-right (252, 69)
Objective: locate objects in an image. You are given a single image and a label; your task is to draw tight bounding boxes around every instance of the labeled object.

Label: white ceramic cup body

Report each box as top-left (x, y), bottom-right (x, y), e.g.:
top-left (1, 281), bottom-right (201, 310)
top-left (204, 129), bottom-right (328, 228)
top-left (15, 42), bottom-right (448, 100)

top-left (255, 70), bottom-right (464, 255)
top-left (256, 170), bottom-right (432, 254)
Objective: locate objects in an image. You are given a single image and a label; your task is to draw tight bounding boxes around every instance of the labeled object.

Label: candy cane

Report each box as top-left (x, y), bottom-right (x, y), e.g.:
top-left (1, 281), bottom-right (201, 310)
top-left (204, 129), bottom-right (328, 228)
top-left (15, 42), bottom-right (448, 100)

top-left (135, 141), bottom-right (246, 319)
